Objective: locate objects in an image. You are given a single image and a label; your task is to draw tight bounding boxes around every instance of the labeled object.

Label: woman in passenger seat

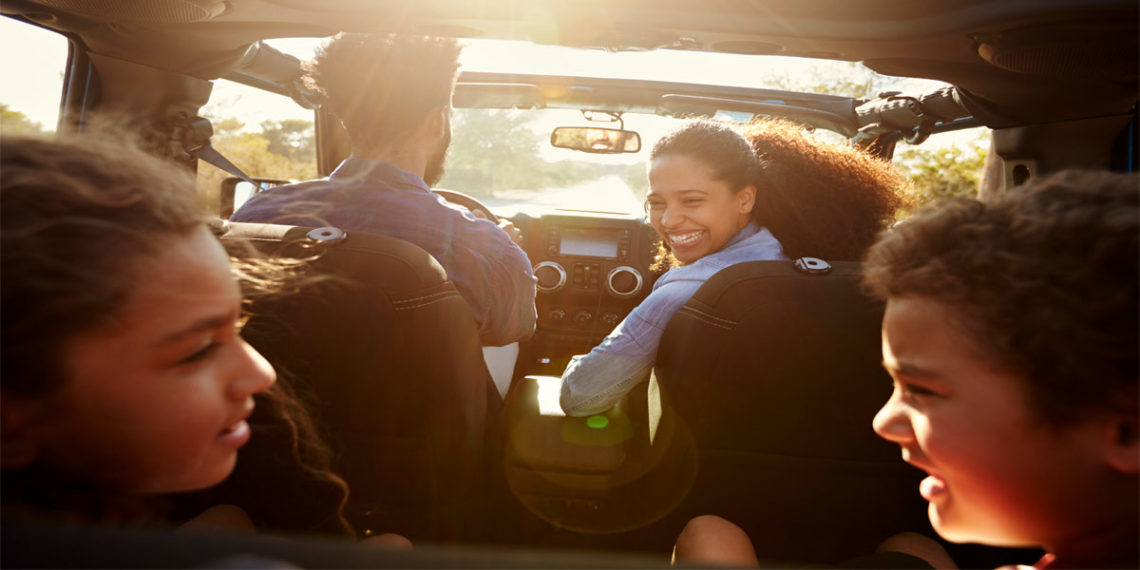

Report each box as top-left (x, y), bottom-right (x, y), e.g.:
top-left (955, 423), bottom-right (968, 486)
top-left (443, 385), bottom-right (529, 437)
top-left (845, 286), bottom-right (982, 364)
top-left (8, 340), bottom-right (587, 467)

top-left (560, 118), bottom-right (908, 416)
top-left (0, 134), bottom-right (362, 537)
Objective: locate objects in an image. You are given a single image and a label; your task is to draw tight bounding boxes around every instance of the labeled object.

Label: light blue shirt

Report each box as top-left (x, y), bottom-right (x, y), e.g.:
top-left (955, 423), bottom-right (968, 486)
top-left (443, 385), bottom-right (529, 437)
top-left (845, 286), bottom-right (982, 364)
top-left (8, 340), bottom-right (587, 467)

top-left (560, 222), bottom-right (786, 416)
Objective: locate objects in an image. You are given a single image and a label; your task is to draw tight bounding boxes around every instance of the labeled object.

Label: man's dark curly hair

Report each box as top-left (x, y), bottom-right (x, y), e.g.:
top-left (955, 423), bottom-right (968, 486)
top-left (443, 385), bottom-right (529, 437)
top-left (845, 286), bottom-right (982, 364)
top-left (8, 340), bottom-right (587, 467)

top-left (743, 118), bottom-right (909, 260)
top-left (863, 169), bottom-right (1139, 426)
top-left (307, 33), bottom-right (461, 153)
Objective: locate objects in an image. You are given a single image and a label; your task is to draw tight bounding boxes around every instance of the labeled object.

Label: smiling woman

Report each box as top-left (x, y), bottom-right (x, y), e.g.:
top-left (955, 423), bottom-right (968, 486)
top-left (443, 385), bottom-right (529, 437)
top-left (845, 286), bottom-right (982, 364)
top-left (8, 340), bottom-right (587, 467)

top-left (559, 118), bottom-right (909, 416)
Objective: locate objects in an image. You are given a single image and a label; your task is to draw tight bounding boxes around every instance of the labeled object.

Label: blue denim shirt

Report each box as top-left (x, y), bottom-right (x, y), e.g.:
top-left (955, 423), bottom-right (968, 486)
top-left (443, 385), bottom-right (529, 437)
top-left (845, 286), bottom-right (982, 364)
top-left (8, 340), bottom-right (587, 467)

top-left (560, 222), bottom-right (785, 416)
top-left (231, 157), bottom-right (537, 346)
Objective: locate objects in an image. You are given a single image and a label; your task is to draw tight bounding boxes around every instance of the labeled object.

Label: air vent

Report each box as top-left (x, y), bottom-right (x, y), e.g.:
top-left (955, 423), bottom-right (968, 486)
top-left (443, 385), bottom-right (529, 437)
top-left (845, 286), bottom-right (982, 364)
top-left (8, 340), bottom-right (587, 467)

top-left (31, 0), bottom-right (227, 22)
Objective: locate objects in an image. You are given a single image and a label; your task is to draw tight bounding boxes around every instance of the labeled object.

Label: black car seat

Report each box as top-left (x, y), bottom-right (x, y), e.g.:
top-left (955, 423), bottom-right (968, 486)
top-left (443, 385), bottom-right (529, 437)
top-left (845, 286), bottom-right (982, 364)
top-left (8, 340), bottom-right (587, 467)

top-left (204, 222), bottom-right (500, 540)
top-left (651, 258), bottom-right (930, 564)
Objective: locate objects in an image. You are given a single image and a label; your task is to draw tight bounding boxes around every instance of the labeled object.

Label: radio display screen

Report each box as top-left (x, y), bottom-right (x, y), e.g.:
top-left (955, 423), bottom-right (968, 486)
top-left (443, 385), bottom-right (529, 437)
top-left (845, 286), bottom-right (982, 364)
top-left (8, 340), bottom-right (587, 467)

top-left (559, 228), bottom-right (619, 258)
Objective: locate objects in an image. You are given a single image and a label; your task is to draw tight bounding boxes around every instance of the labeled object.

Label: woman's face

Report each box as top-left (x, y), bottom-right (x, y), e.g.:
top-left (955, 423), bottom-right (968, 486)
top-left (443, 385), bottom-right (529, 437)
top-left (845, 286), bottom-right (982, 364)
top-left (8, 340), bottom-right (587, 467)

top-left (647, 153), bottom-right (755, 264)
top-left (30, 227), bottom-right (276, 494)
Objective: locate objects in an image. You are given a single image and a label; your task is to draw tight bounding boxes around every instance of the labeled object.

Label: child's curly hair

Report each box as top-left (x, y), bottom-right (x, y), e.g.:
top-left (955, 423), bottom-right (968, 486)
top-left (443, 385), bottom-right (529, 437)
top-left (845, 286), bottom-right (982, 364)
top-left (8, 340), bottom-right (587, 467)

top-left (863, 169), bottom-right (1139, 426)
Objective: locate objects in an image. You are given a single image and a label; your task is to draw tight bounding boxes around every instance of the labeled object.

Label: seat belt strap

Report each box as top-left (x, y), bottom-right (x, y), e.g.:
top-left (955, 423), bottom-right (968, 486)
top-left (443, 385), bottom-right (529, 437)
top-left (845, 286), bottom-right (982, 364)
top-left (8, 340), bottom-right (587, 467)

top-left (192, 143), bottom-right (260, 187)
top-left (171, 114), bottom-right (261, 188)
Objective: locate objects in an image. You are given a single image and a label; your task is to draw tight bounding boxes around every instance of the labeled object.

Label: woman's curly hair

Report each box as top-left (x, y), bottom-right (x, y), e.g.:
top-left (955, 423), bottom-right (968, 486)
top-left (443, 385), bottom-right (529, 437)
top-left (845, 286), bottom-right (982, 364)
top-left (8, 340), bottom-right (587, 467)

top-left (742, 118), bottom-right (910, 260)
top-left (648, 118), bottom-right (909, 268)
top-left (863, 169), bottom-right (1139, 426)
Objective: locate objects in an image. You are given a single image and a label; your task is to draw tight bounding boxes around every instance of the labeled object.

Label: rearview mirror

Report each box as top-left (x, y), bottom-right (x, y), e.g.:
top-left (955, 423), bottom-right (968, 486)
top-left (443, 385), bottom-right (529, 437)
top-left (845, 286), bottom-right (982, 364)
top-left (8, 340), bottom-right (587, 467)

top-left (550, 126), bottom-right (641, 154)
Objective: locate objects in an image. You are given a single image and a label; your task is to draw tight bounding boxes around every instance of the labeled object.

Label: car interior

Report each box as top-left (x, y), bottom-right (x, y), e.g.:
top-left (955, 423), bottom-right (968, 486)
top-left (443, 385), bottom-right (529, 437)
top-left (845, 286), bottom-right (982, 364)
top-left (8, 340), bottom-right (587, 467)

top-left (2, 0), bottom-right (1136, 567)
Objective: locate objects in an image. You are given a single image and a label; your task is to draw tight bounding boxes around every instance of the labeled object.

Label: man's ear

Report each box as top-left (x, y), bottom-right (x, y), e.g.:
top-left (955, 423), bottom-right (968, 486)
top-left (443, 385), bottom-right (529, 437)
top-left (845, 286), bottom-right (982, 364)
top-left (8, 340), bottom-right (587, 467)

top-left (424, 106), bottom-right (449, 139)
top-left (1101, 414), bottom-right (1140, 475)
top-left (1, 396), bottom-right (43, 469)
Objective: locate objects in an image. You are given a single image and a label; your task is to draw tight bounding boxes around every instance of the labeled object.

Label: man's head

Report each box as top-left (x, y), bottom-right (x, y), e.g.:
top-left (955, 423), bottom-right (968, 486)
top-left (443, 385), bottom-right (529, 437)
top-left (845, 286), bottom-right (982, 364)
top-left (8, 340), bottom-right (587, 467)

top-left (864, 170), bottom-right (1138, 556)
top-left (308, 33), bottom-right (461, 182)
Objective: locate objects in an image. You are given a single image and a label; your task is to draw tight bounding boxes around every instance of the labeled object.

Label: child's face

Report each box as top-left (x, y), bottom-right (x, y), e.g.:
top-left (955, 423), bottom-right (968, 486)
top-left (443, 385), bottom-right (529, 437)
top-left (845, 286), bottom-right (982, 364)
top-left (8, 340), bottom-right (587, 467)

top-left (34, 227), bottom-right (276, 494)
top-left (872, 296), bottom-right (1106, 549)
top-left (647, 154), bottom-right (755, 264)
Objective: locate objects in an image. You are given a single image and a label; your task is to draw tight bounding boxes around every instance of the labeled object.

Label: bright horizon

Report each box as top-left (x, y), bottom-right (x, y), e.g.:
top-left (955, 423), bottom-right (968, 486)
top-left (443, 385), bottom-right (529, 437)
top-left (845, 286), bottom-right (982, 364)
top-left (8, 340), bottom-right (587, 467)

top-left (1, 16), bottom-right (979, 152)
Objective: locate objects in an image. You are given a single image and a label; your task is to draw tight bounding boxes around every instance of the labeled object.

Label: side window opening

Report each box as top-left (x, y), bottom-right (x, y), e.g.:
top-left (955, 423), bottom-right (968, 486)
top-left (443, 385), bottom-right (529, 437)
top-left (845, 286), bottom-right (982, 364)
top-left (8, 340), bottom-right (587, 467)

top-left (893, 125), bottom-right (993, 216)
top-left (0, 17), bottom-right (69, 134)
top-left (197, 78), bottom-right (317, 216)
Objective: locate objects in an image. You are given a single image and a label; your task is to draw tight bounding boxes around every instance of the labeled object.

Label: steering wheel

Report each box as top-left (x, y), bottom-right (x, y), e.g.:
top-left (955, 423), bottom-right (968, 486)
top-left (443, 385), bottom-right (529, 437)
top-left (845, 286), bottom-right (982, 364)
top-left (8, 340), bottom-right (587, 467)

top-left (433, 189), bottom-right (500, 224)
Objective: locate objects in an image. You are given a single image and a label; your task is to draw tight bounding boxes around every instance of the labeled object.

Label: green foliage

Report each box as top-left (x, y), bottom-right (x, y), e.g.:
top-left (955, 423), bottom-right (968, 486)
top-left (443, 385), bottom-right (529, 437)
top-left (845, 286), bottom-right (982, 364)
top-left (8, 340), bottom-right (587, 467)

top-left (261, 119), bottom-right (316, 162)
top-left (894, 131), bottom-right (990, 214)
top-left (1, 104), bottom-right (46, 134)
top-left (442, 109), bottom-right (584, 196)
top-left (195, 114), bottom-right (317, 215)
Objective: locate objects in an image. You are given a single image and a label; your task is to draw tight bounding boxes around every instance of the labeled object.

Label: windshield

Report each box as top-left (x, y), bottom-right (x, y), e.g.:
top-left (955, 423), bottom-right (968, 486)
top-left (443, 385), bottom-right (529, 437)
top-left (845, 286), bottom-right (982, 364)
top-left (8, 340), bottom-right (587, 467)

top-left (251, 37), bottom-right (958, 216)
top-left (440, 107), bottom-right (674, 217)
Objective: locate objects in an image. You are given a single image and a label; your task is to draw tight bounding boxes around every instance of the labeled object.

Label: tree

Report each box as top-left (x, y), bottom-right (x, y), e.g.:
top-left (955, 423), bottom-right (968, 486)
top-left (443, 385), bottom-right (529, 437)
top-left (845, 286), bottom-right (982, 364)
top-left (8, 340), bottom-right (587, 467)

top-left (1, 103), bottom-right (45, 134)
top-left (261, 119), bottom-right (316, 162)
top-left (195, 114), bottom-right (318, 215)
top-left (894, 131), bottom-right (989, 213)
top-left (440, 109), bottom-right (547, 197)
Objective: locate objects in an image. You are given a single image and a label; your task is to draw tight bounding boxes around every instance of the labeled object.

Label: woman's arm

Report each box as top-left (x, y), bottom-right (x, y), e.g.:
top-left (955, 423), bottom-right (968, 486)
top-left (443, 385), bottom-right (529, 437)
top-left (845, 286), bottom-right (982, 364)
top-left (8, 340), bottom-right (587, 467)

top-left (559, 276), bottom-right (703, 416)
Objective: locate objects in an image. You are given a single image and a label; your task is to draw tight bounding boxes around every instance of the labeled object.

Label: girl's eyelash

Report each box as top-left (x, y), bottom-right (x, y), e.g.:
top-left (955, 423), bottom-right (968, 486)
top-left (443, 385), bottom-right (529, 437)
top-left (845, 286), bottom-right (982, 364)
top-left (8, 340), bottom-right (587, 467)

top-left (179, 316), bottom-right (247, 366)
top-left (901, 382), bottom-right (936, 398)
top-left (179, 342), bottom-right (220, 365)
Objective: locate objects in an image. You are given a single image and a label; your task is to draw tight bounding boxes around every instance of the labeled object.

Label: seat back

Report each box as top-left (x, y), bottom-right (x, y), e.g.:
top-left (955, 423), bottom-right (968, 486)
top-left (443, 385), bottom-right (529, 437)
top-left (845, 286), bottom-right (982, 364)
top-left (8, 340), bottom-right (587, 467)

top-left (214, 222), bottom-right (499, 540)
top-left (654, 259), bottom-right (929, 563)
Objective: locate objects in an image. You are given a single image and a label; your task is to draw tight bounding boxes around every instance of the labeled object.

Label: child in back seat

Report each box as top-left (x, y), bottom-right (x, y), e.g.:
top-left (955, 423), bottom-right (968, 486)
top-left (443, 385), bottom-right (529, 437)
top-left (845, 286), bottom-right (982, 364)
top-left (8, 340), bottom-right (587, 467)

top-left (674, 169), bottom-right (1139, 569)
top-left (0, 134), bottom-right (374, 540)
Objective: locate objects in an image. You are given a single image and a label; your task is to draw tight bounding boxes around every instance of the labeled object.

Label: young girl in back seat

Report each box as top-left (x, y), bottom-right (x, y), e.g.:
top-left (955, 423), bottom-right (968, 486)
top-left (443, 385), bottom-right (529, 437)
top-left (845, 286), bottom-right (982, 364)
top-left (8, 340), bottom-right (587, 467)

top-left (674, 170), bottom-right (1139, 568)
top-left (559, 117), bottom-right (909, 416)
top-left (0, 134), bottom-right (358, 536)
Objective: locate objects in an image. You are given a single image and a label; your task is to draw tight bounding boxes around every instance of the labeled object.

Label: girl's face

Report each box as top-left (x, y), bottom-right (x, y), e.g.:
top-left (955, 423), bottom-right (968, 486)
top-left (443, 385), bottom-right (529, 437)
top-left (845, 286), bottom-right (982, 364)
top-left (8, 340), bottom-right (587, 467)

top-left (647, 153), bottom-right (755, 264)
top-left (872, 296), bottom-right (1112, 551)
top-left (30, 227), bottom-right (276, 494)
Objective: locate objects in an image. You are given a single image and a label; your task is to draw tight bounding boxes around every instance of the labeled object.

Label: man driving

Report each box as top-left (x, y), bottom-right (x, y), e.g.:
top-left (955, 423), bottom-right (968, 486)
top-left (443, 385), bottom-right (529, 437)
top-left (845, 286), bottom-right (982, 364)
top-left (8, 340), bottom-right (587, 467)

top-left (231, 33), bottom-right (536, 347)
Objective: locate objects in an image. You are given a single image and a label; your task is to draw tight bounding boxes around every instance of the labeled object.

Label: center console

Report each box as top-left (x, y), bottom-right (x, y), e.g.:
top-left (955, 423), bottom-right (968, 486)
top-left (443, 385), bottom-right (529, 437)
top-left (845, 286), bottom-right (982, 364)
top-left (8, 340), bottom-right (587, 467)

top-left (520, 212), bottom-right (658, 373)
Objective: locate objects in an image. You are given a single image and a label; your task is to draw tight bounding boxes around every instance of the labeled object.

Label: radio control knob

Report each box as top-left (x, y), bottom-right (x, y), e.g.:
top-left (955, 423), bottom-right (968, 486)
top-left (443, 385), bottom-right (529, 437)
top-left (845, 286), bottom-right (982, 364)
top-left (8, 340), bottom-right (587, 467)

top-left (548, 308), bottom-right (567, 322)
top-left (573, 310), bottom-right (593, 323)
top-left (606, 266), bottom-right (644, 297)
top-left (600, 312), bottom-right (621, 326)
top-left (534, 261), bottom-right (567, 293)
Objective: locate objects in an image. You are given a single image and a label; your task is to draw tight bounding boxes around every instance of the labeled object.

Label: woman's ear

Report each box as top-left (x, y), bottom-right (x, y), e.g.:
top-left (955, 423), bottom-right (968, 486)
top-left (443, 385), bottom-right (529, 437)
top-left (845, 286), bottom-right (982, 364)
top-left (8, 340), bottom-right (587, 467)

top-left (738, 184), bottom-right (757, 215)
top-left (1101, 414), bottom-right (1139, 475)
top-left (1, 396), bottom-right (43, 469)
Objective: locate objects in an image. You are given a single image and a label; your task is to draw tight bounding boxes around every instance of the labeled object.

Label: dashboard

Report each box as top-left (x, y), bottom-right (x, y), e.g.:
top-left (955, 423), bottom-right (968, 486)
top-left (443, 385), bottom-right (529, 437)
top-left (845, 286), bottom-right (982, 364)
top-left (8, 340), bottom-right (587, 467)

top-left (516, 211), bottom-right (659, 374)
